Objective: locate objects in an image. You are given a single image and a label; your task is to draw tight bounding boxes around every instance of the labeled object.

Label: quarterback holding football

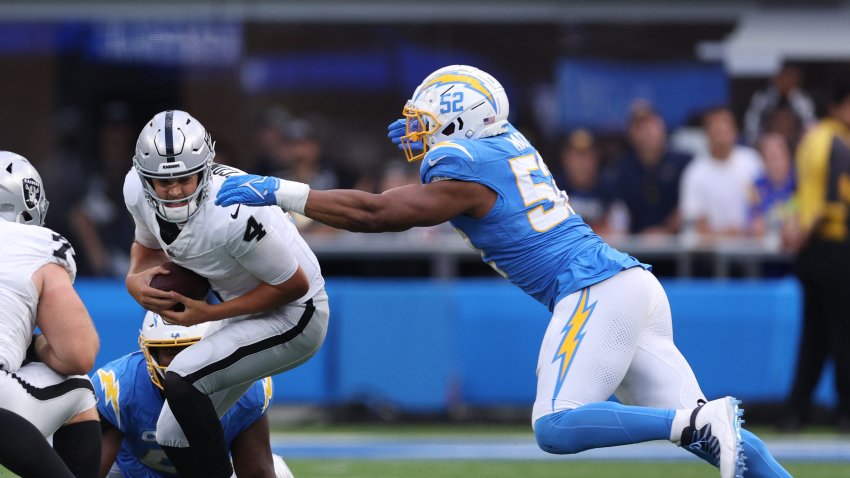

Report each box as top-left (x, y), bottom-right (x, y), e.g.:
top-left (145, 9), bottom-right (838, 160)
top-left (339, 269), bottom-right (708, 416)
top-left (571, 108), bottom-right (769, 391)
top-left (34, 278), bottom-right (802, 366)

top-left (123, 110), bottom-right (328, 477)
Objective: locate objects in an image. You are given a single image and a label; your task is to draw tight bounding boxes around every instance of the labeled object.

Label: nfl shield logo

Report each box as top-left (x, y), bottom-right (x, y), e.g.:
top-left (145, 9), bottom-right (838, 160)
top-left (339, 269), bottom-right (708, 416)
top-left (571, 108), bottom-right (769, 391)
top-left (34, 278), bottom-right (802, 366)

top-left (22, 178), bottom-right (40, 209)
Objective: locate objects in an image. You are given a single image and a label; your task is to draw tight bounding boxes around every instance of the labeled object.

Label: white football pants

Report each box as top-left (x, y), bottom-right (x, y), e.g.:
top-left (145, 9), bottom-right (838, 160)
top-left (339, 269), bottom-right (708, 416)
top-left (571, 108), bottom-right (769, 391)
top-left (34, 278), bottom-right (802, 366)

top-left (0, 361), bottom-right (96, 436)
top-left (532, 267), bottom-right (705, 424)
top-left (156, 289), bottom-right (329, 446)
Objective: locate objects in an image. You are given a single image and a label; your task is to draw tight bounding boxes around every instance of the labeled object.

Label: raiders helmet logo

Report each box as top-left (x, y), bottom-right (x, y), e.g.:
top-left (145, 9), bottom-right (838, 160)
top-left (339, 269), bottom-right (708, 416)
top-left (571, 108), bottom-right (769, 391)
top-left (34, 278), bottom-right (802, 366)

top-left (22, 177), bottom-right (41, 209)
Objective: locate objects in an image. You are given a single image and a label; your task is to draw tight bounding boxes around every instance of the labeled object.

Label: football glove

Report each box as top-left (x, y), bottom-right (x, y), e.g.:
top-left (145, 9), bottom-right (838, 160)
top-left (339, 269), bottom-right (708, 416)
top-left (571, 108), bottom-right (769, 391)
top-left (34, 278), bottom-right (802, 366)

top-left (215, 174), bottom-right (280, 207)
top-left (387, 118), bottom-right (423, 151)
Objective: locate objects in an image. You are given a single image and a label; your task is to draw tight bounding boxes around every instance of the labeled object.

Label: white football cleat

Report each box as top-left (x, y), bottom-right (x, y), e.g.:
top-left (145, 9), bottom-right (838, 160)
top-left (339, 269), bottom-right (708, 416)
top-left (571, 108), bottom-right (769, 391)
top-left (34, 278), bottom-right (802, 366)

top-left (678, 396), bottom-right (746, 478)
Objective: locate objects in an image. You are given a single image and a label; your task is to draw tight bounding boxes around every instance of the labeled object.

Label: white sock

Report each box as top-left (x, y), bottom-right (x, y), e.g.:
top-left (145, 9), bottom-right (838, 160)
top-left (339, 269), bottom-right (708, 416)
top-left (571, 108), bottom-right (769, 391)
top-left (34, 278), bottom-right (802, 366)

top-left (670, 408), bottom-right (691, 443)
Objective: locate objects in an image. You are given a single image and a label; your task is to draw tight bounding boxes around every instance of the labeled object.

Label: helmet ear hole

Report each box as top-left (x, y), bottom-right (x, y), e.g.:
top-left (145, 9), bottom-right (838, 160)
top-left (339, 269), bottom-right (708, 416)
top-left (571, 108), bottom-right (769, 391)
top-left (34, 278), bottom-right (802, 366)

top-left (443, 122), bottom-right (456, 136)
top-left (21, 211), bottom-right (32, 222)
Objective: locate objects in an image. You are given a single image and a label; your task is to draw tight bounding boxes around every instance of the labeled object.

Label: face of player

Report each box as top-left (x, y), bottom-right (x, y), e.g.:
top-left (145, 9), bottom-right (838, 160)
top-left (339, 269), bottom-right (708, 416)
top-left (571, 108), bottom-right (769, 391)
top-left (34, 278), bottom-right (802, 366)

top-left (153, 346), bottom-right (184, 368)
top-left (151, 174), bottom-right (200, 207)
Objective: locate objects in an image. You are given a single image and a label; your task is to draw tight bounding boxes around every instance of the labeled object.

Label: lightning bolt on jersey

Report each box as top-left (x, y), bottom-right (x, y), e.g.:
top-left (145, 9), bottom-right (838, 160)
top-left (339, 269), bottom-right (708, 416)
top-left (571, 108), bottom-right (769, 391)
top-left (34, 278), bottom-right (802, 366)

top-left (124, 163), bottom-right (324, 327)
top-left (0, 221), bottom-right (76, 371)
top-left (92, 352), bottom-right (273, 477)
top-left (420, 125), bottom-right (648, 311)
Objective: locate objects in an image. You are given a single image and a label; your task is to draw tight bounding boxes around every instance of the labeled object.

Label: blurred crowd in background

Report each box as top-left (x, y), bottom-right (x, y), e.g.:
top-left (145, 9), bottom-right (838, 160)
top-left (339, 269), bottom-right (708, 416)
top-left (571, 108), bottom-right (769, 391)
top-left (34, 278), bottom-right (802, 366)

top-left (48, 64), bottom-right (818, 279)
top-left (0, 5), bottom-right (848, 281)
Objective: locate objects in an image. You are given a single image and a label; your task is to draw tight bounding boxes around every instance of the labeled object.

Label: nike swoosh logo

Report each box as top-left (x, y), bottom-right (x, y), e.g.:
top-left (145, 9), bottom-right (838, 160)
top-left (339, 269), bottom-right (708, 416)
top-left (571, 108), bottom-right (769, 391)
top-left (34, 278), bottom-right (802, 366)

top-left (428, 156), bottom-right (446, 166)
top-left (230, 204), bottom-right (241, 219)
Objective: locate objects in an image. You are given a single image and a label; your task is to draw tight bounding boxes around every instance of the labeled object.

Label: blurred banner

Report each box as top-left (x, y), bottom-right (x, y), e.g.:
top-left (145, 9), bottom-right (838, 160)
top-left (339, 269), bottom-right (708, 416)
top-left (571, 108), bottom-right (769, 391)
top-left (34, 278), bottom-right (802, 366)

top-left (557, 58), bottom-right (728, 131)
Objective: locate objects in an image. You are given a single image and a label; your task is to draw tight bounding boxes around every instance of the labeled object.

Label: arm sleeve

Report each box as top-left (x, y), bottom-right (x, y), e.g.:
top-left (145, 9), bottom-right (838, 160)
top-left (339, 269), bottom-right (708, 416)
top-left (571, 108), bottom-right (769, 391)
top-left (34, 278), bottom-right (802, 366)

top-left (420, 142), bottom-right (479, 184)
top-left (227, 208), bottom-right (299, 285)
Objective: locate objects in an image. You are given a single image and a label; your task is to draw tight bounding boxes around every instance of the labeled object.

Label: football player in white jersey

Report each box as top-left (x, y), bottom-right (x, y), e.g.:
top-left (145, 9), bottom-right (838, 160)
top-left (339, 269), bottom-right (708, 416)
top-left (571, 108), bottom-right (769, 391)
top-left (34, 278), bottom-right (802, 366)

top-left (0, 151), bottom-right (101, 477)
top-left (123, 110), bottom-right (328, 477)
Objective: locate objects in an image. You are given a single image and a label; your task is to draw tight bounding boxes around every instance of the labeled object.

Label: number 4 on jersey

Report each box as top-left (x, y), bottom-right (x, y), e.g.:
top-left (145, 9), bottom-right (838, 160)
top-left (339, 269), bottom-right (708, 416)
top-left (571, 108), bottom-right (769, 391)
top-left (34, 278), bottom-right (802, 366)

top-left (243, 216), bottom-right (267, 242)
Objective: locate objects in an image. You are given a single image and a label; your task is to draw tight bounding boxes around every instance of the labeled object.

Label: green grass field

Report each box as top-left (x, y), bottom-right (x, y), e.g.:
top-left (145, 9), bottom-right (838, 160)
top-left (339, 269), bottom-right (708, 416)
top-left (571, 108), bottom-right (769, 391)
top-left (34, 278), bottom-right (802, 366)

top-left (286, 461), bottom-right (849, 478)
top-left (1, 423), bottom-right (846, 477)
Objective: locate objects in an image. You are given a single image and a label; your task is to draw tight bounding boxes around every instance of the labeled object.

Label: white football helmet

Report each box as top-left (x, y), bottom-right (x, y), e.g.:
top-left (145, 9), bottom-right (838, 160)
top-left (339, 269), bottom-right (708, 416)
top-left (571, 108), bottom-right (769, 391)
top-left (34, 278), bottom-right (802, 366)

top-left (0, 151), bottom-right (49, 227)
top-left (401, 65), bottom-right (509, 161)
top-left (133, 110), bottom-right (215, 223)
top-left (139, 311), bottom-right (222, 390)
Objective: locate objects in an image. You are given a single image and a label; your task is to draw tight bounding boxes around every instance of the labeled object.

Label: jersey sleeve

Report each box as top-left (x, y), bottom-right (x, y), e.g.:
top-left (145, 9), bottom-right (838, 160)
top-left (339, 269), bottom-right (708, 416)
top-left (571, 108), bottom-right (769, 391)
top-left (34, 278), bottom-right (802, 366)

top-left (225, 207), bottom-right (299, 285)
top-left (122, 170), bottom-right (160, 249)
top-left (92, 366), bottom-right (126, 433)
top-left (419, 141), bottom-right (480, 185)
top-left (222, 378), bottom-right (273, 443)
top-left (19, 226), bottom-right (78, 282)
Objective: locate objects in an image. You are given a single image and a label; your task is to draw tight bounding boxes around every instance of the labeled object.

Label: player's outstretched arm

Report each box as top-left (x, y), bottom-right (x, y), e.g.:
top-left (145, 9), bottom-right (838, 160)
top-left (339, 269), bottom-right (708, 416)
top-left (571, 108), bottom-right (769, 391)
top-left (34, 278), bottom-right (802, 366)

top-left (216, 175), bottom-right (496, 233)
top-left (230, 414), bottom-right (276, 477)
top-left (33, 263), bottom-right (99, 375)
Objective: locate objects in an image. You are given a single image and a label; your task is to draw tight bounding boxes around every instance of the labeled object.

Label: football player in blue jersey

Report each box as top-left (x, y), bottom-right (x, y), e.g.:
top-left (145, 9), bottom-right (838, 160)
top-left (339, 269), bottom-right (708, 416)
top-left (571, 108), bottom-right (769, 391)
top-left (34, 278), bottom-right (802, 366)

top-left (214, 65), bottom-right (789, 478)
top-left (91, 311), bottom-right (294, 478)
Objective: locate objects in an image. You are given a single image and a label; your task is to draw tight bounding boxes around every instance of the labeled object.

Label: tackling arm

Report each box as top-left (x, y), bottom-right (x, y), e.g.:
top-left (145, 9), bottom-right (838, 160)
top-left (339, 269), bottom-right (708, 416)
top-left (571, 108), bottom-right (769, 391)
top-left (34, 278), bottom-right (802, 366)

top-left (305, 180), bottom-right (496, 232)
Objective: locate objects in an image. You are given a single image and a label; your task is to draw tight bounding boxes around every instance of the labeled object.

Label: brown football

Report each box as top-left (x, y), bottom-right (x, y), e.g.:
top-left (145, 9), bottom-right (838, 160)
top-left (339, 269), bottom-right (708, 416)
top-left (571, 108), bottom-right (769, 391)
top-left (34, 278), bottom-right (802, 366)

top-left (149, 262), bottom-right (210, 312)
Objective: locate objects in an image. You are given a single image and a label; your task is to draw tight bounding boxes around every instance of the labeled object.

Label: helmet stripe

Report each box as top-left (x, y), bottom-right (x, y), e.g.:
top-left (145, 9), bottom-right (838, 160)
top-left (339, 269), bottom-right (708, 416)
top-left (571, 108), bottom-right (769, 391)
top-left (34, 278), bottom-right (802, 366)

top-left (418, 73), bottom-right (498, 112)
top-left (164, 110), bottom-right (175, 162)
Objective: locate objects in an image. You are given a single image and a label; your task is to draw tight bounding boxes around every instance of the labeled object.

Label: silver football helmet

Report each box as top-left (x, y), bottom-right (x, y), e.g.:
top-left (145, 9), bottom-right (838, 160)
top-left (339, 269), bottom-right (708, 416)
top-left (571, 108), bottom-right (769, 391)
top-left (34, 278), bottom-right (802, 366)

top-left (139, 310), bottom-right (222, 390)
top-left (133, 110), bottom-right (215, 223)
top-left (401, 65), bottom-right (509, 162)
top-left (0, 151), bottom-right (49, 227)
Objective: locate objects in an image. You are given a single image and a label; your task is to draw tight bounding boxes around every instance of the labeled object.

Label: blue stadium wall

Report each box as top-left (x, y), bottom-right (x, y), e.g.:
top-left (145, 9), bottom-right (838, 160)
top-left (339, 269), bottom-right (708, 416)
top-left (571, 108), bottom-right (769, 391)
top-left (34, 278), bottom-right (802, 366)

top-left (83, 277), bottom-right (835, 412)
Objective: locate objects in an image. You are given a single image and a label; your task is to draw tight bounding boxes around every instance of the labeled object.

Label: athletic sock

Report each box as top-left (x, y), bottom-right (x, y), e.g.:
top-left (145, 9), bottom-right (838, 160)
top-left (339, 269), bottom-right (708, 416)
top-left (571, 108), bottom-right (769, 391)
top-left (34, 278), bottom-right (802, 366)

top-left (534, 401), bottom-right (674, 454)
top-left (740, 428), bottom-right (792, 478)
top-left (0, 408), bottom-right (75, 477)
top-left (53, 420), bottom-right (102, 478)
top-left (163, 371), bottom-right (232, 478)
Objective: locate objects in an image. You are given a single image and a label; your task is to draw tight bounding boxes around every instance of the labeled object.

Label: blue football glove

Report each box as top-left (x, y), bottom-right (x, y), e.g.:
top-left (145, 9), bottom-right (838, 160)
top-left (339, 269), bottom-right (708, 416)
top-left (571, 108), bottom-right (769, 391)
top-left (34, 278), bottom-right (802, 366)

top-left (214, 174), bottom-right (280, 207)
top-left (387, 118), bottom-right (423, 151)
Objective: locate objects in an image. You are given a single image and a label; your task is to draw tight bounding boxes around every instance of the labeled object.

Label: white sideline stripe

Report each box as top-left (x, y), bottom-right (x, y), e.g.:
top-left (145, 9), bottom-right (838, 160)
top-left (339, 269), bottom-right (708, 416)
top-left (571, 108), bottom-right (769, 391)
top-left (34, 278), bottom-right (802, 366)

top-left (271, 435), bottom-right (850, 462)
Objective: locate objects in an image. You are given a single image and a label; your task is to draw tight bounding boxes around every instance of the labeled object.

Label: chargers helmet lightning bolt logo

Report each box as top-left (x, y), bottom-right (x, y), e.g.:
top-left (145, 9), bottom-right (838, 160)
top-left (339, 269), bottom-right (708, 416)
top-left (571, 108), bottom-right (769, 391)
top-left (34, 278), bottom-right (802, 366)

top-left (552, 288), bottom-right (596, 400)
top-left (416, 73), bottom-right (499, 112)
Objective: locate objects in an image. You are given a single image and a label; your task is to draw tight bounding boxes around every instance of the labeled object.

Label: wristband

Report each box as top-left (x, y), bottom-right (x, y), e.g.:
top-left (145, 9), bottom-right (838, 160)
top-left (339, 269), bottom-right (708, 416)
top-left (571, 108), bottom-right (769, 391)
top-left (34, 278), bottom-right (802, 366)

top-left (275, 180), bottom-right (311, 215)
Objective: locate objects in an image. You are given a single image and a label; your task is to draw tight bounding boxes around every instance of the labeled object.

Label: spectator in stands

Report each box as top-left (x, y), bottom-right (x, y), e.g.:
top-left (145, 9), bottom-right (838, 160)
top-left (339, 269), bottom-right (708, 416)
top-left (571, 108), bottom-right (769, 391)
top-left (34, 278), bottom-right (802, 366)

top-left (282, 118), bottom-right (340, 233)
top-left (781, 83), bottom-right (850, 432)
top-left (70, 102), bottom-right (136, 277)
top-left (554, 129), bottom-right (614, 234)
top-left (253, 105), bottom-right (293, 177)
top-left (679, 107), bottom-right (763, 238)
top-left (744, 64), bottom-right (815, 147)
top-left (612, 100), bottom-right (691, 234)
top-left (748, 132), bottom-right (795, 243)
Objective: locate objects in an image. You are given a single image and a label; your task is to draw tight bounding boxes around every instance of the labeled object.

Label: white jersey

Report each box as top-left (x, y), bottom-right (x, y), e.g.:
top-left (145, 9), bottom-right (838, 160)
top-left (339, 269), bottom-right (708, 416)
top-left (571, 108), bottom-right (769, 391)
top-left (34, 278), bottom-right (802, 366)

top-left (124, 163), bottom-right (324, 327)
top-left (0, 221), bottom-right (76, 371)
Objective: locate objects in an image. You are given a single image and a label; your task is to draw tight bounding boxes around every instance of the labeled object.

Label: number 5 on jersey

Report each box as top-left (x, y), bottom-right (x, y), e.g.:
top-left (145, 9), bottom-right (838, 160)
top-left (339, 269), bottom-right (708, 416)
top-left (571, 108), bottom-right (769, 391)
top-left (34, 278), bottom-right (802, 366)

top-left (509, 153), bottom-right (571, 231)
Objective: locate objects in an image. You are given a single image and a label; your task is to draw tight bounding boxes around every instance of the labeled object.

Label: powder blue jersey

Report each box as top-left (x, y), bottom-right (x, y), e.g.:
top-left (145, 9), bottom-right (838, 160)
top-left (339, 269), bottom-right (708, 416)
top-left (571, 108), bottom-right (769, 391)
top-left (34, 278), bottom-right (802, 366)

top-left (420, 124), bottom-right (648, 310)
top-left (92, 352), bottom-right (273, 478)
